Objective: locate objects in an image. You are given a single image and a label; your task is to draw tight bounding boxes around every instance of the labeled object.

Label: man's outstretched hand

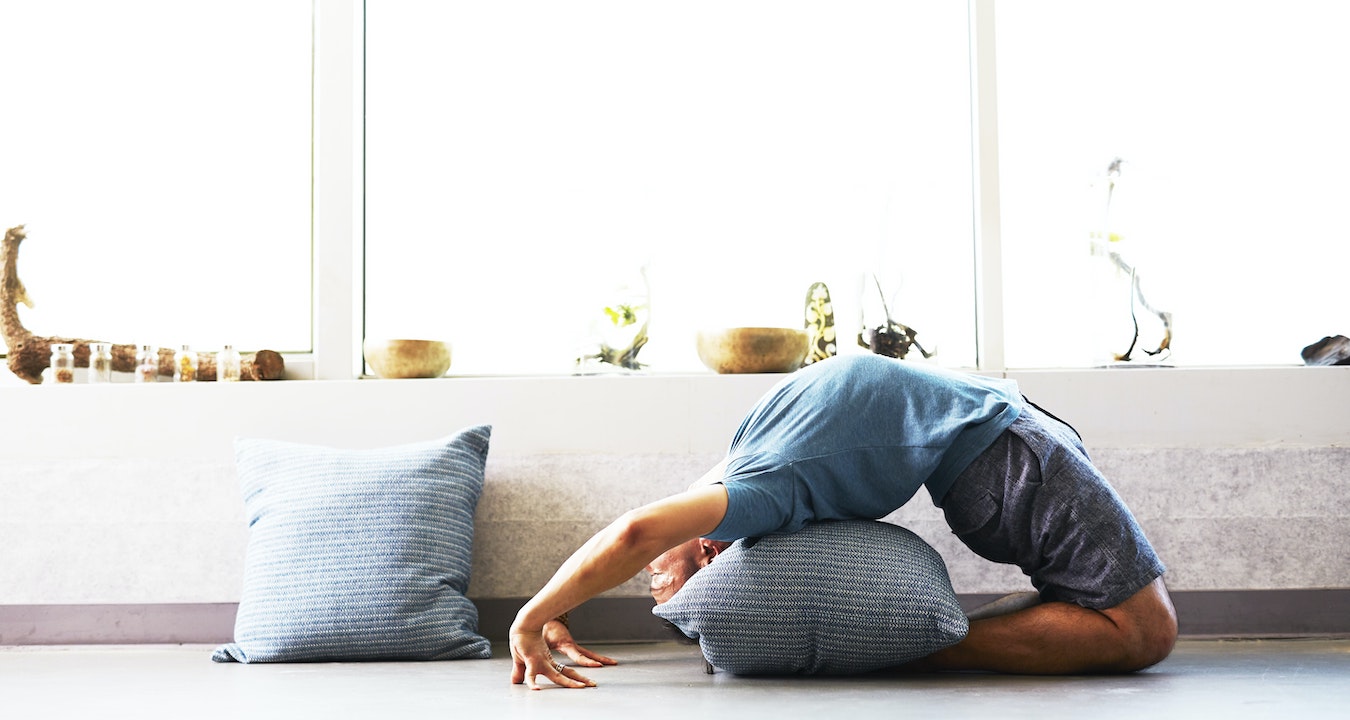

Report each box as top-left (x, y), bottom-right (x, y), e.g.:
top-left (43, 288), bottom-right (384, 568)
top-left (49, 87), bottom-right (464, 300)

top-left (510, 618), bottom-right (616, 690)
top-left (544, 617), bottom-right (617, 670)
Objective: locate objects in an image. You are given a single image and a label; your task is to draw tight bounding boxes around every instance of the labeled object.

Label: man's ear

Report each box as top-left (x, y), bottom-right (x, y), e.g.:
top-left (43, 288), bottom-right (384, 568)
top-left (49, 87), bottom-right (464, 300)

top-left (695, 538), bottom-right (730, 567)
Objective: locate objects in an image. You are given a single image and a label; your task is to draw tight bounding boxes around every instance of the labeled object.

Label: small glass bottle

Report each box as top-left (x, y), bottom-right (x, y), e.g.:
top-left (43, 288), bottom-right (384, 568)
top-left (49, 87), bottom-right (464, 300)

top-left (89, 342), bottom-right (113, 383)
top-left (136, 345), bottom-right (159, 383)
top-left (174, 345), bottom-right (198, 382)
top-left (50, 343), bottom-right (75, 384)
top-left (217, 344), bottom-right (242, 382)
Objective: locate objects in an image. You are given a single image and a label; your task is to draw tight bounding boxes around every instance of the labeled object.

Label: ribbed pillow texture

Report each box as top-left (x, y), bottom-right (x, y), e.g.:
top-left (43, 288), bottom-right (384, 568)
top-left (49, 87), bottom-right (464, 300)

top-left (654, 519), bottom-right (969, 675)
top-left (212, 425), bottom-right (493, 663)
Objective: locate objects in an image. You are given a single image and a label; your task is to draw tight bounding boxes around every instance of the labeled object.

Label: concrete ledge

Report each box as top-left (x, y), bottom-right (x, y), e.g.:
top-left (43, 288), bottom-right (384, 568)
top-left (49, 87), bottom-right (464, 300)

top-left (5, 590), bottom-right (1348, 646)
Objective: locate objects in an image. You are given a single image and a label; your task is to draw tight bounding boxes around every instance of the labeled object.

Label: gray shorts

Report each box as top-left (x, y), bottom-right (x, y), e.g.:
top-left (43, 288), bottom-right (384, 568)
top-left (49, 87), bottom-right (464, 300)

top-left (939, 401), bottom-right (1166, 610)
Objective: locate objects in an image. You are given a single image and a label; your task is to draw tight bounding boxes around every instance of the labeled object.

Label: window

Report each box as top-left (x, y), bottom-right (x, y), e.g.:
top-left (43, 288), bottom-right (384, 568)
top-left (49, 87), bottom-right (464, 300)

top-left (996, 0), bottom-right (1350, 368)
top-left (365, 1), bottom-right (977, 375)
top-left (11, 2), bottom-right (1335, 381)
top-left (0, 1), bottom-right (312, 358)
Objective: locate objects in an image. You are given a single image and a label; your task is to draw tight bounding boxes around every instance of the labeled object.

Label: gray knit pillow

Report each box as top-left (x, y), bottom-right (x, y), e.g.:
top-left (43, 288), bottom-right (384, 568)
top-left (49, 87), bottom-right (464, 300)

top-left (212, 426), bottom-right (493, 663)
top-left (654, 520), bottom-right (968, 675)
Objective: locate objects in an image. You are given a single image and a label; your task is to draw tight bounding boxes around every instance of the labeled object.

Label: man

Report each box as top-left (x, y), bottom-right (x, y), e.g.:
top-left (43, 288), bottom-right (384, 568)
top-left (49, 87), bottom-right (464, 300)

top-left (510, 354), bottom-right (1177, 689)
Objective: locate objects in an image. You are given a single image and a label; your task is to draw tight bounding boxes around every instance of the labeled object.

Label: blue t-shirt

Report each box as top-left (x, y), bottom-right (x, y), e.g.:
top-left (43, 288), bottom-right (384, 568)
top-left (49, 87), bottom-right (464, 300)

top-left (707, 354), bottom-right (1022, 542)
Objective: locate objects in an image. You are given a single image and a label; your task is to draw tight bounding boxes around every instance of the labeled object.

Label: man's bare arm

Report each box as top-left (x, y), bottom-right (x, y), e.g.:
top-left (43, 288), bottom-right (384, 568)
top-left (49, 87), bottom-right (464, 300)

top-left (509, 483), bottom-right (729, 689)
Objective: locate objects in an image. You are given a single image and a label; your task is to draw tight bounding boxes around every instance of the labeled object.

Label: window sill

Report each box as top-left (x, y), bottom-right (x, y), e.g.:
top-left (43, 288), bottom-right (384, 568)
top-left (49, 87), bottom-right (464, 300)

top-left (2, 360), bottom-right (1345, 462)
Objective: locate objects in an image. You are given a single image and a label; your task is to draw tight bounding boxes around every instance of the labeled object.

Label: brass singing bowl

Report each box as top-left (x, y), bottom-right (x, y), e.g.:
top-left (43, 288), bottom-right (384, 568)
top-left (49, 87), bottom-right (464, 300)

top-left (363, 339), bottom-right (452, 379)
top-left (696, 327), bottom-right (810, 374)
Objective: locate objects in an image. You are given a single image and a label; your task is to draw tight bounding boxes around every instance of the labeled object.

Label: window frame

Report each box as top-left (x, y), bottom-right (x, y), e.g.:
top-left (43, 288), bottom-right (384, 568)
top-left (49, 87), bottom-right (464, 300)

top-left (313, 0), bottom-right (1335, 379)
top-left (328, 0), bottom-right (998, 380)
top-left (2, 1), bottom-right (1344, 453)
top-left (9, 0), bottom-right (1338, 387)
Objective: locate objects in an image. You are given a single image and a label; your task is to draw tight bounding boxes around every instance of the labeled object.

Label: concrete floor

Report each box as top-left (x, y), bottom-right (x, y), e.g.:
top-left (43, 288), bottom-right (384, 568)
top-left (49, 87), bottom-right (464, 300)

top-left (2, 638), bottom-right (1347, 719)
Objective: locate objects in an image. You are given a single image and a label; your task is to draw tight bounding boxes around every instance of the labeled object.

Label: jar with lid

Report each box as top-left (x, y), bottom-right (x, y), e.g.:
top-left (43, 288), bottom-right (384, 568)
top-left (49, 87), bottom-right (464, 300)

top-left (136, 345), bottom-right (159, 383)
top-left (217, 345), bottom-right (242, 382)
top-left (174, 345), bottom-right (198, 382)
top-left (89, 342), bottom-right (113, 383)
top-left (50, 343), bottom-right (75, 384)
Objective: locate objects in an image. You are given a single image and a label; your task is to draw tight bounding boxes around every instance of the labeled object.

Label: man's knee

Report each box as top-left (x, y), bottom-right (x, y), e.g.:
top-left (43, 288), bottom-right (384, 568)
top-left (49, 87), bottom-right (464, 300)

top-left (1123, 610), bottom-right (1177, 671)
top-left (1107, 578), bottom-right (1178, 671)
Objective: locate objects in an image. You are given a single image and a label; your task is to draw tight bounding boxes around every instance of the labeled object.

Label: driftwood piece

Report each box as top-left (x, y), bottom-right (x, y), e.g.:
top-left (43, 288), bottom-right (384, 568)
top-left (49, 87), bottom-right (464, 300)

top-left (3, 225), bottom-right (285, 384)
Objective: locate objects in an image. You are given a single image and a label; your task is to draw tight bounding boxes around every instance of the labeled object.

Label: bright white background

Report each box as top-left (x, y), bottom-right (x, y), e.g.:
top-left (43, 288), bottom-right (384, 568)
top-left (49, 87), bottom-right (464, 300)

top-left (0, 1), bottom-right (312, 355)
top-left (997, 0), bottom-right (1350, 368)
top-left (365, 1), bottom-right (977, 375)
top-left (1, 0), bottom-right (1347, 379)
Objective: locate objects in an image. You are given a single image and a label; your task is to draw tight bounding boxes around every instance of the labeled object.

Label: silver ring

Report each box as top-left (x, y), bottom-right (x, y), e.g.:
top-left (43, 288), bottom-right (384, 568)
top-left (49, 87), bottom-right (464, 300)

top-left (553, 662), bottom-right (565, 673)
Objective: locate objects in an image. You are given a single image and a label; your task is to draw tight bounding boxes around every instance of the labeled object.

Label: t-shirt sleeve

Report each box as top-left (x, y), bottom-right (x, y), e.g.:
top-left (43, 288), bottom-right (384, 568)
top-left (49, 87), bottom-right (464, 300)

top-left (706, 473), bottom-right (802, 542)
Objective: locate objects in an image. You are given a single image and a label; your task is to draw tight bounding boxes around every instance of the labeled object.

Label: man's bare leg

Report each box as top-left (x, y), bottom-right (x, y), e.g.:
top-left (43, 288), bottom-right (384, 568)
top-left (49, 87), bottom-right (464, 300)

top-left (925, 578), bottom-right (1178, 674)
top-left (966, 591), bottom-right (1042, 621)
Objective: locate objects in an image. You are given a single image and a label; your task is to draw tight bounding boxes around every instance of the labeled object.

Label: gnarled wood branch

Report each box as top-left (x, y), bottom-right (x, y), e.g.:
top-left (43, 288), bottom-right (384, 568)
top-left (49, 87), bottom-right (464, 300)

top-left (3, 224), bottom-right (285, 384)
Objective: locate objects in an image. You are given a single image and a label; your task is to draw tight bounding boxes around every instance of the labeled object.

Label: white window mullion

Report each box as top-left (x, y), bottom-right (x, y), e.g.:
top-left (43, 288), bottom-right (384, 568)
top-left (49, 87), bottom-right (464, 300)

top-left (969, 0), bottom-right (1006, 374)
top-left (312, 0), bottom-right (364, 380)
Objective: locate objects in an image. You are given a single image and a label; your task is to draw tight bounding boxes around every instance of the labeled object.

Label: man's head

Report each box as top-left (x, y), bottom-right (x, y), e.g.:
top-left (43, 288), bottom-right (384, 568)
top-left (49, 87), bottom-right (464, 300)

top-left (645, 537), bottom-right (730, 604)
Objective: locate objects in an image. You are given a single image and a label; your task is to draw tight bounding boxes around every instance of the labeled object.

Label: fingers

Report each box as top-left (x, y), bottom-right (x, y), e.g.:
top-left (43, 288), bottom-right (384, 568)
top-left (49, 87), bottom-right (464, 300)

top-left (549, 661), bottom-right (596, 689)
top-left (511, 654), bottom-right (596, 689)
top-left (576, 648), bottom-right (619, 667)
top-left (557, 642), bottom-right (618, 668)
top-left (510, 628), bottom-right (602, 689)
top-left (588, 650), bottom-right (619, 666)
top-left (567, 655), bottom-right (605, 668)
top-left (527, 660), bottom-right (594, 690)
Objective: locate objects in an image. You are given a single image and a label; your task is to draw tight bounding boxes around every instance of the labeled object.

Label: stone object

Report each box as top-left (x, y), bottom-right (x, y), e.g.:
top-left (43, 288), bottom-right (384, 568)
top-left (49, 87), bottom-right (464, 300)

top-left (1301, 335), bottom-right (1350, 366)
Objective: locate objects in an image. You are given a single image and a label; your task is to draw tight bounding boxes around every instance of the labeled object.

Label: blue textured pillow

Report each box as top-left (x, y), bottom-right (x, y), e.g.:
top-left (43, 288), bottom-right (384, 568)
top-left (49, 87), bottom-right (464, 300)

top-left (212, 426), bottom-right (493, 663)
top-left (653, 520), bottom-right (968, 675)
